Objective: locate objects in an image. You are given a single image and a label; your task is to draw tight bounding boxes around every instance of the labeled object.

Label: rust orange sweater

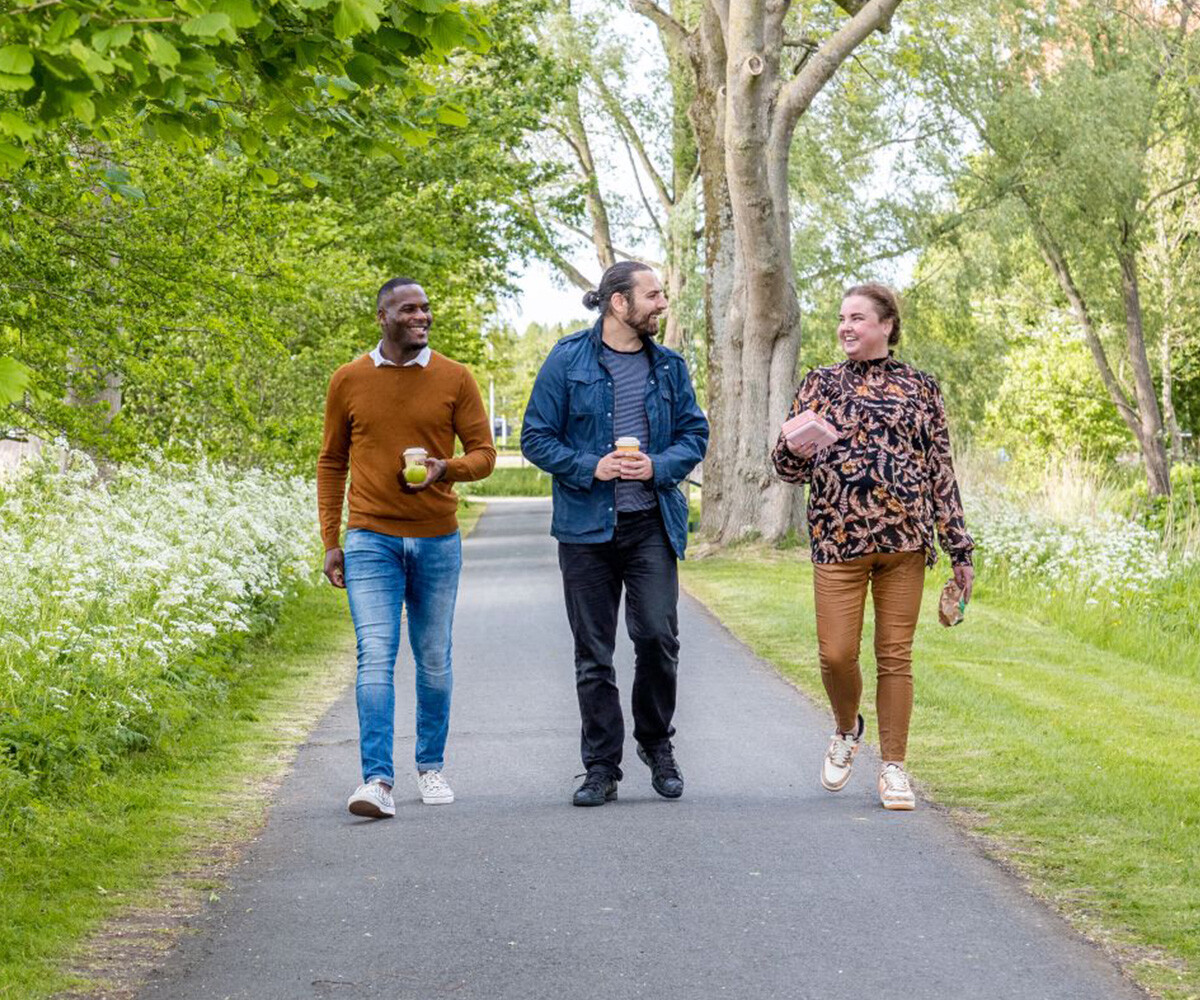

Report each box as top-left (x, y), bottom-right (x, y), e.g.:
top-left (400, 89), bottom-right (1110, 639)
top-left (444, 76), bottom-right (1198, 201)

top-left (317, 352), bottom-right (496, 549)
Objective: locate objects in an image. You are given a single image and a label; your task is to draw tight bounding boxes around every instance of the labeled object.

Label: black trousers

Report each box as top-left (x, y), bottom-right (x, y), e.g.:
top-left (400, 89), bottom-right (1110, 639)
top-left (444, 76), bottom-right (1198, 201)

top-left (557, 508), bottom-right (680, 779)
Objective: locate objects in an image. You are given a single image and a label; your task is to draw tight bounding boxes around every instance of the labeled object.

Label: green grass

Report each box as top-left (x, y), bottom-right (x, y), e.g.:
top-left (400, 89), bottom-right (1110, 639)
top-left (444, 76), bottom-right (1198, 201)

top-left (681, 550), bottom-right (1200, 1000)
top-left (0, 580), bottom-right (357, 999)
top-left (460, 466), bottom-right (552, 497)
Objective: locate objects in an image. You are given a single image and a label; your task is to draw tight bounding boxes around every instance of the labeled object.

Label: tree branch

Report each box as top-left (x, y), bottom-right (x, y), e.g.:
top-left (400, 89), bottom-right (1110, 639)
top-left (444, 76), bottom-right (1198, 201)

top-left (831, 0), bottom-right (893, 29)
top-left (557, 220), bottom-right (662, 268)
top-left (593, 75), bottom-right (674, 211)
top-left (518, 192), bottom-right (595, 292)
top-left (620, 131), bottom-right (666, 240)
top-left (628, 0), bottom-right (691, 54)
top-left (773, 0), bottom-right (902, 144)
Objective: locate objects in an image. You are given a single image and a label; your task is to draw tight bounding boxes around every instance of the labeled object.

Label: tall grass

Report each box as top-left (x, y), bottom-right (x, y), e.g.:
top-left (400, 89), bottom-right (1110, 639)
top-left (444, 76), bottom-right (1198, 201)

top-left (955, 449), bottom-right (1200, 679)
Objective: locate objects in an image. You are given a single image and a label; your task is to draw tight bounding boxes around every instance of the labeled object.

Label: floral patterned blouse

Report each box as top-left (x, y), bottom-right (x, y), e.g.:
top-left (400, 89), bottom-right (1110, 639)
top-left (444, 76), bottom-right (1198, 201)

top-left (771, 355), bottom-right (974, 568)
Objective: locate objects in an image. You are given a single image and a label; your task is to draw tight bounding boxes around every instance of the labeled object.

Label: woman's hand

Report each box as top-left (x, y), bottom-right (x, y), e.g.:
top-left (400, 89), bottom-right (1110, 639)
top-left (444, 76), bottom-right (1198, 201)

top-left (953, 563), bottom-right (974, 604)
top-left (786, 437), bottom-right (818, 459)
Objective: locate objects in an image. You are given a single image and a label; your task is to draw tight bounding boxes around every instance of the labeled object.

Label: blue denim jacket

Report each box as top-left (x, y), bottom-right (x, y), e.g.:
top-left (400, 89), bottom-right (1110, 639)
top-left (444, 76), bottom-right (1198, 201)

top-left (521, 319), bottom-right (709, 558)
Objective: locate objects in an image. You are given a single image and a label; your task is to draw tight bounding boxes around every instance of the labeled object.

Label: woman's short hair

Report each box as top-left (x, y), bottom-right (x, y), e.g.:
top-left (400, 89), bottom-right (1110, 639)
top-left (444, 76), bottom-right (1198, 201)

top-left (583, 261), bottom-right (652, 313)
top-left (844, 282), bottom-right (902, 347)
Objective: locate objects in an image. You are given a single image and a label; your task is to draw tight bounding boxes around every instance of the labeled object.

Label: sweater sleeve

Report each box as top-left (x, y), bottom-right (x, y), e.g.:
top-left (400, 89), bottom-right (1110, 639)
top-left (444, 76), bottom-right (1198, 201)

top-left (771, 370), bottom-right (822, 485)
top-left (316, 369), bottom-right (351, 551)
top-left (926, 378), bottom-right (974, 566)
top-left (443, 369), bottom-right (497, 483)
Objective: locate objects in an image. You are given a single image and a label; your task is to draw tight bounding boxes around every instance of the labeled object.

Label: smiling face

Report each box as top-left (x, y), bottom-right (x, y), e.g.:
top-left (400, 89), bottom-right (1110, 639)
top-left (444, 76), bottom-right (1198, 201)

top-left (837, 294), bottom-right (893, 361)
top-left (377, 284), bottom-right (432, 354)
top-left (611, 270), bottom-right (669, 336)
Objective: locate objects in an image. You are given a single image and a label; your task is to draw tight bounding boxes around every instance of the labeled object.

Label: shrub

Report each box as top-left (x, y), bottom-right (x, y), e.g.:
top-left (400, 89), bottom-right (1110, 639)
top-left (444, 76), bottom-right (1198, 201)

top-left (0, 452), bottom-right (317, 810)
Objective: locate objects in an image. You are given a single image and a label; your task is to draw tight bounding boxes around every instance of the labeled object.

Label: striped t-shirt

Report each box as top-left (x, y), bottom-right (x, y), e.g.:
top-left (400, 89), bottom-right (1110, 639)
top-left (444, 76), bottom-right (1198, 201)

top-left (602, 342), bottom-right (657, 513)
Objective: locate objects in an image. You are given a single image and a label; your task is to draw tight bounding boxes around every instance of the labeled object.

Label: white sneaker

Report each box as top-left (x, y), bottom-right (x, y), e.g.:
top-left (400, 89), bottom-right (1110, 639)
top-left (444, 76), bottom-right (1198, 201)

top-left (820, 714), bottom-right (864, 791)
top-left (416, 769), bottom-right (454, 805)
top-left (347, 778), bottom-right (395, 818)
top-left (878, 763), bottom-right (916, 811)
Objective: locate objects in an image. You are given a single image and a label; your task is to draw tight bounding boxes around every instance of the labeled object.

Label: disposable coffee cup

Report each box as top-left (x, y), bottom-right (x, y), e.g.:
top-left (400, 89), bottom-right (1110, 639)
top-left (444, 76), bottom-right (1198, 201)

top-left (403, 447), bottom-right (428, 484)
top-left (615, 436), bottom-right (640, 453)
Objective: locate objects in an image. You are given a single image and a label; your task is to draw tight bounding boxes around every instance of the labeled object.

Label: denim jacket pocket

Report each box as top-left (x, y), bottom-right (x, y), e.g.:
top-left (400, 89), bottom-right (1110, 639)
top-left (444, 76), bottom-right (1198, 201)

top-left (566, 369), bottom-right (605, 416)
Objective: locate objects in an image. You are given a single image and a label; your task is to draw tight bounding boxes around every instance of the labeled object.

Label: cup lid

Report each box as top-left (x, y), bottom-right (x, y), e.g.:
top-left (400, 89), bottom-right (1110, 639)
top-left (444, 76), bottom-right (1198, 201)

top-left (615, 436), bottom-right (640, 447)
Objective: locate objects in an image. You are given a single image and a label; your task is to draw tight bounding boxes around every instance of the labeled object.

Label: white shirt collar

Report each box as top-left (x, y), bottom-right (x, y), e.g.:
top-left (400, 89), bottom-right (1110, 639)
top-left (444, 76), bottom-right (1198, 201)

top-left (370, 343), bottom-right (431, 368)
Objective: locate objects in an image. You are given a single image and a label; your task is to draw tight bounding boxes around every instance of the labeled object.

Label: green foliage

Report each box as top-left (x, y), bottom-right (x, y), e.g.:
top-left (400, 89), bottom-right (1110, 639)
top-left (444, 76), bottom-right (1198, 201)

top-left (0, 0), bottom-right (490, 173)
top-left (904, 0), bottom-right (1200, 479)
top-left (1127, 462), bottom-right (1200, 537)
top-left (0, 0), bottom-right (557, 470)
top-left (478, 319), bottom-right (581, 439)
top-left (980, 337), bottom-right (1130, 464)
top-left (0, 355), bottom-right (31, 404)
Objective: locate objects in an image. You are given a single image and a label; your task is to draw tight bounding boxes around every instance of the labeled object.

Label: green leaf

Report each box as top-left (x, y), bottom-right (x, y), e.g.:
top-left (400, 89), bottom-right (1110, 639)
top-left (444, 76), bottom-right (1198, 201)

top-left (214, 0), bottom-right (262, 29)
top-left (143, 31), bottom-right (181, 69)
top-left (0, 112), bottom-right (34, 142)
top-left (429, 11), bottom-right (468, 53)
top-left (326, 75), bottom-right (359, 99)
top-left (334, 0), bottom-right (382, 40)
top-left (435, 102), bottom-right (468, 127)
top-left (71, 95), bottom-right (96, 124)
top-left (0, 142), bottom-right (28, 174)
top-left (91, 25), bottom-right (135, 54)
top-left (70, 41), bottom-right (116, 76)
top-left (345, 52), bottom-right (380, 85)
top-left (256, 165), bottom-right (280, 185)
top-left (0, 73), bottom-right (35, 92)
top-left (0, 45), bottom-right (34, 76)
top-left (405, 0), bottom-right (448, 12)
top-left (45, 10), bottom-right (82, 46)
top-left (182, 13), bottom-right (236, 41)
top-left (0, 356), bottom-right (32, 405)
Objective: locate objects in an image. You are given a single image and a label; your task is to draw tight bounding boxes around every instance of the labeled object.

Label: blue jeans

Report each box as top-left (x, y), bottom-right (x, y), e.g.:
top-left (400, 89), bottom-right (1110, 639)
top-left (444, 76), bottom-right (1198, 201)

top-left (343, 528), bottom-right (462, 784)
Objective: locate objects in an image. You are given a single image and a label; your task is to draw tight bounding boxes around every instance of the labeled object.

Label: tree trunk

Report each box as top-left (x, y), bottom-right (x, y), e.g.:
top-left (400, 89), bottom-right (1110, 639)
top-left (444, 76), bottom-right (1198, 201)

top-left (1117, 250), bottom-right (1172, 495)
top-left (1030, 211), bottom-right (1172, 497)
top-left (1161, 325), bottom-right (1185, 462)
top-left (631, 0), bottom-right (899, 543)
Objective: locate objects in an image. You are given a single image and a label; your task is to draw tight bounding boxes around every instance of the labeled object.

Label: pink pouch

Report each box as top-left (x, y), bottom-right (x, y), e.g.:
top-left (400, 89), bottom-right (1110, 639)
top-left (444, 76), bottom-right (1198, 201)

top-left (782, 411), bottom-right (838, 449)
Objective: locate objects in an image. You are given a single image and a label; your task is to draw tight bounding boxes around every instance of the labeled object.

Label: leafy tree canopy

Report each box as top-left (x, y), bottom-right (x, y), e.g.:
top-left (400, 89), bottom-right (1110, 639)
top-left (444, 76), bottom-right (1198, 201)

top-left (0, 0), bottom-right (489, 174)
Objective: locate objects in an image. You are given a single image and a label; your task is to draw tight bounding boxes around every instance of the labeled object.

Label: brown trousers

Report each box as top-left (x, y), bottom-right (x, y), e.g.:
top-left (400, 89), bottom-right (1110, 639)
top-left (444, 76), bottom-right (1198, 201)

top-left (812, 551), bottom-right (925, 762)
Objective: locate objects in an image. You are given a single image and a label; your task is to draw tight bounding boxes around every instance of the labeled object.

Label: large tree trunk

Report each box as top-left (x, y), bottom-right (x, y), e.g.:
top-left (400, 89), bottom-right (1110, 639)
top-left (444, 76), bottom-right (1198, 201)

top-left (631, 0), bottom-right (899, 543)
top-left (1031, 211), bottom-right (1172, 497)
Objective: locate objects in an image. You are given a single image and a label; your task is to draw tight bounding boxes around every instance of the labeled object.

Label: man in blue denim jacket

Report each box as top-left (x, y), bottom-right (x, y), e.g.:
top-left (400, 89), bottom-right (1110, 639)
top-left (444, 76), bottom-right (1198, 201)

top-left (521, 262), bottom-right (709, 807)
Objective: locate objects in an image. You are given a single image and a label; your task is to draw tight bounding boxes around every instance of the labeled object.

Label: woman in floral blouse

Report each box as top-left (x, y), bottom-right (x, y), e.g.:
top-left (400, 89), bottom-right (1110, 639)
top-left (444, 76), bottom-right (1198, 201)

top-left (772, 283), bottom-right (974, 811)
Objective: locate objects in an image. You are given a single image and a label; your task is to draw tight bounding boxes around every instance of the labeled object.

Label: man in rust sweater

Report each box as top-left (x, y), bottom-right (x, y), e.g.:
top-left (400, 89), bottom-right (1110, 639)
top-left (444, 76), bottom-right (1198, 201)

top-left (317, 277), bottom-right (495, 819)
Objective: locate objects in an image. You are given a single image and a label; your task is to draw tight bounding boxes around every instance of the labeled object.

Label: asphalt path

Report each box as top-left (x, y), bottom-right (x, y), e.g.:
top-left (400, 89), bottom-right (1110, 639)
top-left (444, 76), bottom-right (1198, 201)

top-left (141, 498), bottom-right (1143, 1000)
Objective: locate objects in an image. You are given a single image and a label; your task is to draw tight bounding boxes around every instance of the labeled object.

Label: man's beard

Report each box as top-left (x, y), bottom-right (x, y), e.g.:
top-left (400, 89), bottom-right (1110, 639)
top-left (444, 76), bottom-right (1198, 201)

top-left (630, 309), bottom-right (662, 337)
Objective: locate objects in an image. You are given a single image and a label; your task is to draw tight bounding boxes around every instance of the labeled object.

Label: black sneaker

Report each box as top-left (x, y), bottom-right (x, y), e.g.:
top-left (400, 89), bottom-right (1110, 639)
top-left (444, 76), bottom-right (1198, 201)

top-left (637, 743), bottom-right (684, 799)
top-left (572, 769), bottom-right (618, 807)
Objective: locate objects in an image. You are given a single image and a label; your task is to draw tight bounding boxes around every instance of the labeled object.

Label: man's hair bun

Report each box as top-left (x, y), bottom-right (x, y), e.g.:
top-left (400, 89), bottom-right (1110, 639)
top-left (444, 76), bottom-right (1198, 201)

top-left (582, 289), bottom-right (602, 310)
